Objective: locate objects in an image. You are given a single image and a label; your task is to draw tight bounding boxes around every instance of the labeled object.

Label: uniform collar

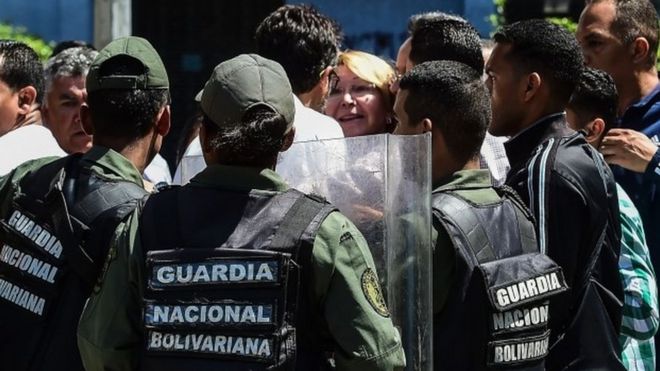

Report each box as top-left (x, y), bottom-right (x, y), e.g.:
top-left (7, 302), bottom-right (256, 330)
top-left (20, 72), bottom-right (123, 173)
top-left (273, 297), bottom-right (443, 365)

top-left (433, 169), bottom-right (492, 192)
top-left (189, 165), bottom-right (289, 192)
top-left (80, 146), bottom-right (144, 186)
top-left (504, 113), bottom-right (569, 169)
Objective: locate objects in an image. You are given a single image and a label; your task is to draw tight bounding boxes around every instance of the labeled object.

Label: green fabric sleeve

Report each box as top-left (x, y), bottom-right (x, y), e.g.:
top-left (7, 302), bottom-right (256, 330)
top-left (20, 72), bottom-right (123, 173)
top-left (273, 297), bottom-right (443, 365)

top-left (77, 209), bottom-right (143, 371)
top-left (309, 211), bottom-right (406, 371)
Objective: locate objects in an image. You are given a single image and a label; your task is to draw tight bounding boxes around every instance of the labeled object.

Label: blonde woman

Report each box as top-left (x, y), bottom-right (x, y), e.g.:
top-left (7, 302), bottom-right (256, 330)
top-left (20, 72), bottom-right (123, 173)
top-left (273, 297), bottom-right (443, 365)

top-left (325, 50), bottom-right (396, 137)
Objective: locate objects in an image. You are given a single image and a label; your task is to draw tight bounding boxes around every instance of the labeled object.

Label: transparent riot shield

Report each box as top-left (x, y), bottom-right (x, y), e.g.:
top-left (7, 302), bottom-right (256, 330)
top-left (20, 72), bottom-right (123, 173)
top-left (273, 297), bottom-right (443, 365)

top-left (279, 133), bottom-right (433, 371)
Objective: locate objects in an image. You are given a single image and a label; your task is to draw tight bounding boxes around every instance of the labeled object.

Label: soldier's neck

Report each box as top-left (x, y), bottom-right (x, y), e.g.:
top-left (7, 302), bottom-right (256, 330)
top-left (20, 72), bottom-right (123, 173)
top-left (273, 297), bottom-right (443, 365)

top-left (462, 157), bottom-right (481, 171)
top-left (433, 157), bottom-right (480, 185)
top-left (94, 135), bottom-right (157, 174)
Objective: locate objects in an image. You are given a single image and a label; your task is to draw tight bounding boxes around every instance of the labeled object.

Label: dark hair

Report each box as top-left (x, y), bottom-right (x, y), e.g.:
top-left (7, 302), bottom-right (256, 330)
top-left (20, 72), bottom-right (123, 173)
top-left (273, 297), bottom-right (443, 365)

top-left (87, 55), bottom-right (169, 140)
top-left (0, 40), bottom-right (44, 104)
top-left (407, 11), bottom-right (461, 35)
top-left (255, 4), bottom-right (342, 95)
top-left (399, 60), bottom-right (490, 164)
top-left (588, 0), bottom-right (659, 68)
top-left (409, 14), bottom-right (485, 73)
top-left (493, 19), bottom-right (584, 106)
top-left (50, 40), bottom-right (96, 58)
top-left (568, 67), bottom-right (619, 133)
top-left (202, 106), bottom-right (289, 167)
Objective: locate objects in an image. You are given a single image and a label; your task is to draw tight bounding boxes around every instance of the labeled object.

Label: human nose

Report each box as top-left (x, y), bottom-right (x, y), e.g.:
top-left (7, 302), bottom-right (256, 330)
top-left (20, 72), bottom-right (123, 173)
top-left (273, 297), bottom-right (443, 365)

top-left (341, 89), bottom-right (355, 106)
top-left (74, 105), bottom-right (83, 123)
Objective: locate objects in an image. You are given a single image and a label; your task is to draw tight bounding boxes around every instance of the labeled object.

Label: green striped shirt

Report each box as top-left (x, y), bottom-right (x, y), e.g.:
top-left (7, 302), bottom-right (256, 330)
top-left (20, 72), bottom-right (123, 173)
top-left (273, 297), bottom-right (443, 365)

top-left (618, 184), bottom-right (659, 370)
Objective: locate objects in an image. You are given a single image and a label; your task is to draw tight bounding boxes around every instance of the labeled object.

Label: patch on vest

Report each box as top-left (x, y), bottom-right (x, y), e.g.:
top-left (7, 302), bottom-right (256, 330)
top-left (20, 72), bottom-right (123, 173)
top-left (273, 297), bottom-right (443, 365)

top-left (0, 244), bottom-right (59, 283)
top-left (491, 303), bottom-right (549, 334)
top-left (145, 302), bottom-right (274, 327)
top-left (147, 330), bottom-right (274, 361)
top-left (3, 208), bottom-right (63, 259)
top-left (361, 268), bottom-right (389, 317)
top-left (149, 258), bottom-right (279, 289)
top-left (488, 330), bottom-right (550, 366)
top-left (0, 277), bottom-right (46, 316)
top-left (489, 268), bottom-right (567, 311)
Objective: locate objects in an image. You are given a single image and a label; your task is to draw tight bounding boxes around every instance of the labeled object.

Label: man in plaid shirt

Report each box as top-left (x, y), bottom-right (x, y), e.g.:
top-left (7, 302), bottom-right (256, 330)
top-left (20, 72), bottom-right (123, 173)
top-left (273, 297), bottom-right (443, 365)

top-left (618, 185), bottom-right (659, 369)
top-left (567, 67), bottom-right (659, 370)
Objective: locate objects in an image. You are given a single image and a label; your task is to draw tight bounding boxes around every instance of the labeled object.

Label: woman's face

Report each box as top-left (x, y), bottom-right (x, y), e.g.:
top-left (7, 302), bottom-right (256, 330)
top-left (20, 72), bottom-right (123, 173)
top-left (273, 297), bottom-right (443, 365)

top-left (325, 65), bottom-right (388, 137)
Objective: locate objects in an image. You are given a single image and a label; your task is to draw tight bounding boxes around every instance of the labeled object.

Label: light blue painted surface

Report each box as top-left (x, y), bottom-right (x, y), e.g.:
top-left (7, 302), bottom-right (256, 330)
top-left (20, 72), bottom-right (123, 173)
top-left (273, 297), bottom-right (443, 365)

top-left (0, 0), bottom-right (493, 56)
top-left (0, 0), bottom-right (93, 44)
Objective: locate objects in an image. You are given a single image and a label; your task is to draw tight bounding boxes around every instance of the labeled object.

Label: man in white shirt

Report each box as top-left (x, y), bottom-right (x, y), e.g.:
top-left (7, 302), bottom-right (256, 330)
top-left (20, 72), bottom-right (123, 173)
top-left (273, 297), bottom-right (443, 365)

top-left (174, 5), bottom-right (345, 184)
top-left (41, 44), bottom-right (172, 186)
top-left (0, 41), bottom-right (65, 175)
top-left (42, 46), bottom-right (98, 155)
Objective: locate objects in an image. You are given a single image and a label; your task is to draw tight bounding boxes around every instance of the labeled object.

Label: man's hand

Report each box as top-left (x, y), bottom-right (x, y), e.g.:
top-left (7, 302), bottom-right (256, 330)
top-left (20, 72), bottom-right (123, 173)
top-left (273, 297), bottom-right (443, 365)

top-left (600, 128), bottom-right (658, 173)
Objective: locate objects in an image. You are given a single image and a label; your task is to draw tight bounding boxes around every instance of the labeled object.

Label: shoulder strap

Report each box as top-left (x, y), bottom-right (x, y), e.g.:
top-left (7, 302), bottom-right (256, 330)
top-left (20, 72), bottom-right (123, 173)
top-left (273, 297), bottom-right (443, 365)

top-left (432, 191), bottom-right (497, 264)
top-left (71, 179), bottom-right (148, 225)
top-left (46, 158), bottom-right (148, 290)
top-left (284, 189), bottom-right (337, 364)
top-left (79, 182), bottom-right (148, 277)
top-left (269, 189), bottom-right (335, 251)
top-left (46, 155), bottom-right (98, 288)
top-left (494, 185), bottom-right (538, 255)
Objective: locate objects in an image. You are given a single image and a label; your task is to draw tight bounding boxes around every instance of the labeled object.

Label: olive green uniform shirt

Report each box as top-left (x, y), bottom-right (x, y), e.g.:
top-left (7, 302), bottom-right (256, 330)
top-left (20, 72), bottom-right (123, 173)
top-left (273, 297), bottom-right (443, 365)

top-left (0, 146), bottom-right (144, 227)
top-left (78, 165), bottom-right (406, 371)
top-left (432, 169), bottom-right (501, 314)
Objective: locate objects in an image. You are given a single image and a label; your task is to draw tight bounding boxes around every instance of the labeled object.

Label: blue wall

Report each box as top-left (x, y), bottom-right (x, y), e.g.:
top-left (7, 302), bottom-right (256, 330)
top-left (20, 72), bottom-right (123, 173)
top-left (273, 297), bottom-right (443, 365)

top-left (295, 0), bottom-right (494, 59)
top-left (0, 0), bottom-right (93, 44)
top-left (0, 0), bottom-right (493, 56)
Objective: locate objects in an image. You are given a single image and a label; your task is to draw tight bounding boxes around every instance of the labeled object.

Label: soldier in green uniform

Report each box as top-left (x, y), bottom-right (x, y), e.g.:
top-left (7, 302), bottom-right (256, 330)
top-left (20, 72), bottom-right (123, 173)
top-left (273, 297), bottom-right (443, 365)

top-left (77, 54), bottom-right (405, 371)
top-left (0, 36), bottom-right (170, 370)
top-left (394, 60), bottom-right (565, 370)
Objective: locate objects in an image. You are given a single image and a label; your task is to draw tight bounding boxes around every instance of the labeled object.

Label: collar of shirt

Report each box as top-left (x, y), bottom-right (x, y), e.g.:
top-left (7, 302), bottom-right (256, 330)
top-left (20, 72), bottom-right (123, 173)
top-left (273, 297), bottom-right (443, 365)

top-left (619, 82), bottom-right (660, 131)
top-left (189, 164), bottom-right (289, 192)
top-left (80, 146), bottom-right (144, 186)
top-left (433, 169), bottom-right (492, 192)
top-left (626, 83), bottom-right (660, 113)
top-left (504, 112), bottom-right (568, 169)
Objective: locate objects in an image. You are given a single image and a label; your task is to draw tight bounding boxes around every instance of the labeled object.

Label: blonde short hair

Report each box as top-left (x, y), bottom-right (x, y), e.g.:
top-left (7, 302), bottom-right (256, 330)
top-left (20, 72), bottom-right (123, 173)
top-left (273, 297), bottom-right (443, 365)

top-left (336, 50), bottom-right (395, 111)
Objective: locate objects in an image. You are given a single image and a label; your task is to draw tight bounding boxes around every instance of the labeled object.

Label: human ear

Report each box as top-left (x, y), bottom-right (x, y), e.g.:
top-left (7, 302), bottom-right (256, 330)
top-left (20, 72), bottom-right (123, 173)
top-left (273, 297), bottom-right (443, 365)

top-left (155, 105), bottom-right (171, 136)
top-left (421, 118), bottom-right (433, 134)
top-left (281, 126), bottom-right (296, 152)
top-left (522, 73), bottom-right (542, 102)
top-left (584, 117), bottom-right (606, 145)
top-left (16, 86), bottom-right (37, 114)
top-left (631, 37), bottom-right (651, 65)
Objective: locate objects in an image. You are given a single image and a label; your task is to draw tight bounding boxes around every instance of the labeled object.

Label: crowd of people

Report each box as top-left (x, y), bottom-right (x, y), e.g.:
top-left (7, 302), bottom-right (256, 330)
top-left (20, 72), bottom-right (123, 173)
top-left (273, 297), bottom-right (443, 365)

top-left (0, 0), bottom-right (657, 370)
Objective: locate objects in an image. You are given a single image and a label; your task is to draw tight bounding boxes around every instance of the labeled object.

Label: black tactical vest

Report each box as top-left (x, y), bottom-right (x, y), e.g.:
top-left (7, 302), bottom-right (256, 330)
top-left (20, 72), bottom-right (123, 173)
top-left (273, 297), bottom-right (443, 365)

top-left (432, 186), bottom-right (568, 370)
top-left (138, 185), bottom-right (337, 371)
top-left (0, 155), bottom-right (147, 371)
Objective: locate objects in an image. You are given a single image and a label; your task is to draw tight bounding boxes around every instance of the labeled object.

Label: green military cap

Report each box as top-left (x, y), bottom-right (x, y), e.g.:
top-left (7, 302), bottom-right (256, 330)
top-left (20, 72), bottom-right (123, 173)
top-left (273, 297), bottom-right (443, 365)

top-left (200, 54), bottom-right (295, 129)
top-left (86, 36), bottom-right (169, 92)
